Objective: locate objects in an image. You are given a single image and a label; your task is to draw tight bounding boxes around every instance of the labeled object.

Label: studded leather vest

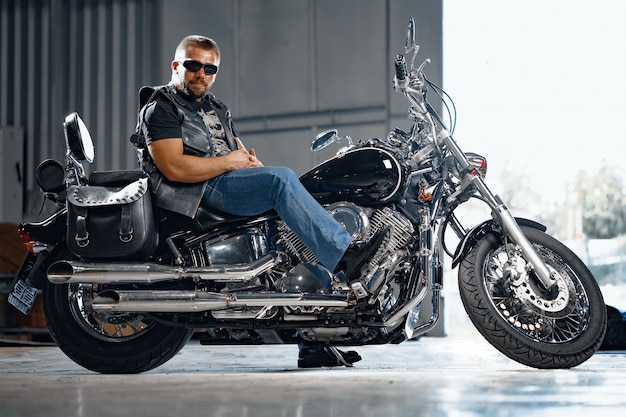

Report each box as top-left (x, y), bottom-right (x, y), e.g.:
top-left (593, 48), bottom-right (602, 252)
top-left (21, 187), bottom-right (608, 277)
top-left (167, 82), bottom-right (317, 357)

top-left (134, 84), bottom-right (237, 218)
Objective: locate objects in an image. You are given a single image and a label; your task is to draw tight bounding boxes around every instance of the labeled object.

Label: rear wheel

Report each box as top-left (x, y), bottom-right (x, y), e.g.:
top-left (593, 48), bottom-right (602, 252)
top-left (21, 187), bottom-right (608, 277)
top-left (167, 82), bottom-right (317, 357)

top-left (42, 278), bottom-right (193, 373)
top-left (458, 226), bottom-right (607, 369)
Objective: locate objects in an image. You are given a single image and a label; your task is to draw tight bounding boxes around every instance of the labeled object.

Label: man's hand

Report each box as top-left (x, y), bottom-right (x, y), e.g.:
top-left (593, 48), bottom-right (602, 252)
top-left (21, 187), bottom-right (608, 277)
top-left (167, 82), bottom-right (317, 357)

top-left (235, 136), bottom-right (263, 167)
top-left (225, 148), bottom-right (263, 170)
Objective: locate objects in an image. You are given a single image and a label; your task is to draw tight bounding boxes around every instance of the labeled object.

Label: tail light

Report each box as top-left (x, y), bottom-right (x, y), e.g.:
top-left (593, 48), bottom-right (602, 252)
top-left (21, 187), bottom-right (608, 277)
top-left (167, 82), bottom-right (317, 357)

top-left (17, 227), bottom-right (47, 254)
top-left (17, 228), bottom-right (35, 253)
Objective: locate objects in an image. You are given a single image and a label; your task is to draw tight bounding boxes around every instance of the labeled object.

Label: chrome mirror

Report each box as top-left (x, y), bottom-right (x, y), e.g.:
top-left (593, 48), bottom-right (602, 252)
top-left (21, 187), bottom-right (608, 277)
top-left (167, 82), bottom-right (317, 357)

top-left (63, 112), bottom-right (94, 163)
top-left (405, 17), bottom-right (416, 53)
top-left (311, 129), bottom-right (339, 151)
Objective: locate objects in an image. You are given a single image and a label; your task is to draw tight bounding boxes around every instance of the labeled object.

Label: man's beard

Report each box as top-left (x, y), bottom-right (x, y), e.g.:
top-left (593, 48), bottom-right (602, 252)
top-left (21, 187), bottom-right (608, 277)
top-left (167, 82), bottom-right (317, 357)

top-left (179, 80), bottom-right (209, 100)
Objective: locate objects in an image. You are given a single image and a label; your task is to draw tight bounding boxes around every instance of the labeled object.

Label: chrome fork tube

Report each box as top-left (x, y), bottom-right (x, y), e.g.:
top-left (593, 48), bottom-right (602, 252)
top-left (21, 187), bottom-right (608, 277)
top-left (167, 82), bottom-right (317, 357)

top-left (440, 129), bottom-right (555, 289)
top-left (491, 202), bottom-right (555, 288)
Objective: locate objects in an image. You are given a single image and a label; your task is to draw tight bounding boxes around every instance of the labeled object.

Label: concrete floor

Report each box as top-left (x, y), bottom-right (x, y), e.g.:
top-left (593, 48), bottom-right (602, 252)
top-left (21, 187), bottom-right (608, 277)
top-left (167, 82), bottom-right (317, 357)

top-left (1, 327), bottom-right (625, 417)
top-left (2, 287), bottom-right (626, 417)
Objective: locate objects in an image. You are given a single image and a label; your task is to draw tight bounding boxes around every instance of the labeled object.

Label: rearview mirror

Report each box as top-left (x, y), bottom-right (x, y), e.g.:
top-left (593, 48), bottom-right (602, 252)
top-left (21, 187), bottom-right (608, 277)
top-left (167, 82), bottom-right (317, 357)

top-left (311, 129), bottom-right (339, 151)
top-left (63, 112), bottom-right (94, 163)
top-left (405, 17), bottom-right (416, 53)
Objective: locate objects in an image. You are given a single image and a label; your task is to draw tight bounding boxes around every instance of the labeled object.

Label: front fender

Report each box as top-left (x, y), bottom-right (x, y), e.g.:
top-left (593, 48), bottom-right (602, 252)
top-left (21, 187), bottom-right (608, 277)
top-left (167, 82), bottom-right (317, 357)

top-left (451, 217), bottom-right (546, 268)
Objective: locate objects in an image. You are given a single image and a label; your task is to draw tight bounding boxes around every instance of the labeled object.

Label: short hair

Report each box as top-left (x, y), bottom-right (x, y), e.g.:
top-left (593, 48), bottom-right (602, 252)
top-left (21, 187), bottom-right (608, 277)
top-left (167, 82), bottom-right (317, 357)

top-left (174, 35), bottom-right (220, 61)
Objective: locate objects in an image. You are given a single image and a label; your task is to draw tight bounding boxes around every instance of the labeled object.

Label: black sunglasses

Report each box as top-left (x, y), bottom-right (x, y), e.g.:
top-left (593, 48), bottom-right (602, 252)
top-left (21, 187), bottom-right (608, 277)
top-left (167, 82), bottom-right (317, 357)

top-left (180, 60), bottom-right (218, 75)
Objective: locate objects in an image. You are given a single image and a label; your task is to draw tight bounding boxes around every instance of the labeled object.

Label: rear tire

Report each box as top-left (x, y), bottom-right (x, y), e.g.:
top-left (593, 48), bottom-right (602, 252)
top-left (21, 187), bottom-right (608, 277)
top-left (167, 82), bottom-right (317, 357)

top-left (458, 226), bottom-right (607, 369)
top-left (42, 278), bottom-right (193, 373)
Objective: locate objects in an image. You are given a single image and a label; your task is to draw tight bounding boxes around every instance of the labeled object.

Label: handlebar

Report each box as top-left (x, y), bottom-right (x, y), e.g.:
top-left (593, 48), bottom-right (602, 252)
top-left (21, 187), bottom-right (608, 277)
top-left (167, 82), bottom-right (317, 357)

top-left (394, 54), bottom-right (407, 82)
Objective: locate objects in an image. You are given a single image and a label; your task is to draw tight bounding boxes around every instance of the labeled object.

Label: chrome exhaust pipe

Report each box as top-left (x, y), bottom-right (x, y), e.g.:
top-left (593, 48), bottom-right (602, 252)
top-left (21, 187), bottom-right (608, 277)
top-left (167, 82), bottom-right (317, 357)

top-left (47, 251), bottom-right (287, 284)
top-left (91, 290), bottom-right (349, 312)
top-left (92, 290), bottom-right (229, 312)
top-left (47, 261), bottom-right (179, 284)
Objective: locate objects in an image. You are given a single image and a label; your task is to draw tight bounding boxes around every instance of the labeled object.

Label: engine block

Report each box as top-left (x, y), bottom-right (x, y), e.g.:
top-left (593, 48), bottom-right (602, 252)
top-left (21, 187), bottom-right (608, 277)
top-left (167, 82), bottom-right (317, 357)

top-left (369, 207), bottom-right (415, 257)
top-left (277, 222), bottom-right (318, 264)
top-left (277, 204), bottom-right (416, 268)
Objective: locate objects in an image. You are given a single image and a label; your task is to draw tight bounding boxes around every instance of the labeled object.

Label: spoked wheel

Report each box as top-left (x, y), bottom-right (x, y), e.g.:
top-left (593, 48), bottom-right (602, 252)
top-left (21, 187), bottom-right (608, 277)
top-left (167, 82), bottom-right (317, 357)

top-left (458, 226), bottom-right (607, 369)
top-left (42, 279), bottom-right (193, 373)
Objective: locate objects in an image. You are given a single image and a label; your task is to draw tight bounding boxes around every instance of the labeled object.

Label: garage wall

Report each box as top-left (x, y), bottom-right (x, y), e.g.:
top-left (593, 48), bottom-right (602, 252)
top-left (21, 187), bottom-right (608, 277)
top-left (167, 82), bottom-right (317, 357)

top-left (159, 0), bottom-right (443, 170)
top-left (0, 0), bottom-right (162, 221)
top-left (0, 0), bottom-right (441, 221)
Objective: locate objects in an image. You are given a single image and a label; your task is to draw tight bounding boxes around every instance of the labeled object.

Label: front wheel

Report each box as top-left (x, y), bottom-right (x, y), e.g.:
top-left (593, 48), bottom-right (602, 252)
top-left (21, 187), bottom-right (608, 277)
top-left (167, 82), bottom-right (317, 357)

top-left (42, 278), bottom-right (194, 373)
top-left (458, 226), bottom-right (607, 369)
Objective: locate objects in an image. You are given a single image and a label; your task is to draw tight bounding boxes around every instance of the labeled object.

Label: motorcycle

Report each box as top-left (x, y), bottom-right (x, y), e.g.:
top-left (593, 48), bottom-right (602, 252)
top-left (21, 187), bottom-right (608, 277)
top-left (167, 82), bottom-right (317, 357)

top-left (9, 18), bottom-right (606, 373)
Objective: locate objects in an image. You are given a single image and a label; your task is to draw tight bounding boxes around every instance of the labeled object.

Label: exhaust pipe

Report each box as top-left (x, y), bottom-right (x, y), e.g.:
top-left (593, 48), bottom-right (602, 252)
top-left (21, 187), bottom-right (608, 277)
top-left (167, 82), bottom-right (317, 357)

top-left (47, 251), bottom-right (287, 284)
top-left (92, 290), bottom-right (229, 312)
top-left (92, 290), bottom-right (349, 313)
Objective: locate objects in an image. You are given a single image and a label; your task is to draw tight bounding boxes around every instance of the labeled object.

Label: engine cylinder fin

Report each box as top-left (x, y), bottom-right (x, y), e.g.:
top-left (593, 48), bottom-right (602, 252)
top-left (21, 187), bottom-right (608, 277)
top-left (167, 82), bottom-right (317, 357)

top-left (368, 207), bottom-right (416, 265)
top-left (277, 221), bottom-right (319, 264)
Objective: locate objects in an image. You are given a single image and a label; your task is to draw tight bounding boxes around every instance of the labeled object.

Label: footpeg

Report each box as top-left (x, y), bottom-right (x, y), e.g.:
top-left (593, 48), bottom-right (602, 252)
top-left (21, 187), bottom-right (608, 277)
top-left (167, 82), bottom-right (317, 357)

top-left (350, 281), bottom-right (368, 299)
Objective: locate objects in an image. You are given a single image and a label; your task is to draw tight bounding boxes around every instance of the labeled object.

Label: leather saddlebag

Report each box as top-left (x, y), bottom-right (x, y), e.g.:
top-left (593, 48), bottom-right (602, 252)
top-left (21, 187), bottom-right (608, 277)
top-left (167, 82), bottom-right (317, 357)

top-left (67, 176), bottom-right (158, 260)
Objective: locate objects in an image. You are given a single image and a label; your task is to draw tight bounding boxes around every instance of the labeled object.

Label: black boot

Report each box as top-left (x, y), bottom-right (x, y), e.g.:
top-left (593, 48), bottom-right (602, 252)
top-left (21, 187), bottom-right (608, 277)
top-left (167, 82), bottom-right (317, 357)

top-left (335, 226), bottom-right (391, 280)
top-left (298, 346), bottom-right (362, 368)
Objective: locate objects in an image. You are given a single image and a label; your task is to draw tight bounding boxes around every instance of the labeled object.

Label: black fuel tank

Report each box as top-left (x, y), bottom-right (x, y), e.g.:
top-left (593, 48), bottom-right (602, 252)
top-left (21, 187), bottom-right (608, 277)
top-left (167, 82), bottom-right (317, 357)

top-left (300, 147), bottom-right (405, 205)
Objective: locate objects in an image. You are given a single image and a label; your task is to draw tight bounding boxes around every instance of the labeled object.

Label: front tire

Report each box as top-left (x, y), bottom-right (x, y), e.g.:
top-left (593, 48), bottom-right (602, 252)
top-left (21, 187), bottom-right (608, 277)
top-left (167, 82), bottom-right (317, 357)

top-left (42, 278), bottom-right (194, 373)
top-left (458, 226), bottom-right (607, 369)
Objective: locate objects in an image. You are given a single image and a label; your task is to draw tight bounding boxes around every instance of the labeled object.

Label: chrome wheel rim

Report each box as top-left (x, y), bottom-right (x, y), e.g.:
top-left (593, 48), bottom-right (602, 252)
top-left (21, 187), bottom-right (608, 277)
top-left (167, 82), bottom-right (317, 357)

top-left (68, 283), bottom-right (156, 342)
top-left (482, 243), bottom-right (591, 343)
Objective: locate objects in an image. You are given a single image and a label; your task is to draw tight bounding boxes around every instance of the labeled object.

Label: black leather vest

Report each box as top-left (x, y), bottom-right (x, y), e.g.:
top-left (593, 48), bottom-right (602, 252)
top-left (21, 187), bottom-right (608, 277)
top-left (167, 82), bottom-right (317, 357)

top-left (135, 85), bottom-right (237, 218)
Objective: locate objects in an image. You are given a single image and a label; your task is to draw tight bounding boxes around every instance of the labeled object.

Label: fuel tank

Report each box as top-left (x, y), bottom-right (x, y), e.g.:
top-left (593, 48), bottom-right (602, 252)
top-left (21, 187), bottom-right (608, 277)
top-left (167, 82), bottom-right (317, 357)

top-left (300, 147), bottom-right (406, 205)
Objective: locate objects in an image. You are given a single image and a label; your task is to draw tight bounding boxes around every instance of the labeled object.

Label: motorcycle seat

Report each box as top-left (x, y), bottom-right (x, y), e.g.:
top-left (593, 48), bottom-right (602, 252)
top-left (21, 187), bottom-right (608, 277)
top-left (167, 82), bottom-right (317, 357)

top-left (191, 206), bottom-right (276, 232)
top-left (193, 206), bottom-right (245, 229)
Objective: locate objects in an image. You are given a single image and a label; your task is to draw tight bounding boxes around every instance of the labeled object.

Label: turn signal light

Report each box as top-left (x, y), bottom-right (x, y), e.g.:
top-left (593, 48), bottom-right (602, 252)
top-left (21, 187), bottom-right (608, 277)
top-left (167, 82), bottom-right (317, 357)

top-left (465, 152), bottom-right (487, 178)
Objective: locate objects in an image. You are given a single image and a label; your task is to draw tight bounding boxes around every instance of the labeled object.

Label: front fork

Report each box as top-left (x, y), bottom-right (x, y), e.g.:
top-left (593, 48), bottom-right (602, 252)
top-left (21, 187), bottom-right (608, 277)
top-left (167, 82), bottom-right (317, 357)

top-left (471, 178), bottom-right (556, 289)
top-left (440, 129), bottom-right (556, 290)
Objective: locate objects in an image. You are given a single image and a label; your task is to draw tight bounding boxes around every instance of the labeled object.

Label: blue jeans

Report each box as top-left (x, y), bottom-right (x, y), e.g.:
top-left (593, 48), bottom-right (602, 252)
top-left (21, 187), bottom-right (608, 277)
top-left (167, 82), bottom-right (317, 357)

top-left (202, 166), bottom-right (353, 271)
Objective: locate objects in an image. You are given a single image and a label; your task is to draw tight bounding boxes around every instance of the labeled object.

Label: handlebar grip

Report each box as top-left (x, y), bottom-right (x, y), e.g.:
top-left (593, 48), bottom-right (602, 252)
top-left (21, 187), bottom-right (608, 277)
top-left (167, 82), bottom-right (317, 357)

top-left (394, 54), bottom-right (407, 81)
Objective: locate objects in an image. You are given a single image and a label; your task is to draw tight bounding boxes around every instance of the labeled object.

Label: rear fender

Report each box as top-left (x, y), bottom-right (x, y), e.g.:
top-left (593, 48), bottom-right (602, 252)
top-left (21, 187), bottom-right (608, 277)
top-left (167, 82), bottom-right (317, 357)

top-left (21, 244), bottom-right (72, 289)
top-left (451, 217), bottom-right (546, 268)
top-left (19, 207), bottom-right (67, 246)
top-left (8, 244), bottom-right (73, 314)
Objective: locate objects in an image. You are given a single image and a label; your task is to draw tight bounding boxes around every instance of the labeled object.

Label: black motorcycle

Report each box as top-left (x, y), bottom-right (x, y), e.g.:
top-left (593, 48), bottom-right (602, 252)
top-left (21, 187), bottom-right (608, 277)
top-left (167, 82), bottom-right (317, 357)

top-left (9, 18), bottom-right (606, 373)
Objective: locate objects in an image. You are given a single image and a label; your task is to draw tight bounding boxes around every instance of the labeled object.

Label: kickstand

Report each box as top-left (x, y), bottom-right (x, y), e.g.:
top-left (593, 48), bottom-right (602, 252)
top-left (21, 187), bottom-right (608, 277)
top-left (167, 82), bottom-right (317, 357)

top-left (325, 346), bottom-right (353, 367)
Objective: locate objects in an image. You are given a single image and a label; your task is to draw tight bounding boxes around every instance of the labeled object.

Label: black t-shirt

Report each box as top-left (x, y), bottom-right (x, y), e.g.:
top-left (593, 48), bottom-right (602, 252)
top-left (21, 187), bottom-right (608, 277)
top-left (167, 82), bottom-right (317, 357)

top-left (143, 91), bottom-right (233, 157)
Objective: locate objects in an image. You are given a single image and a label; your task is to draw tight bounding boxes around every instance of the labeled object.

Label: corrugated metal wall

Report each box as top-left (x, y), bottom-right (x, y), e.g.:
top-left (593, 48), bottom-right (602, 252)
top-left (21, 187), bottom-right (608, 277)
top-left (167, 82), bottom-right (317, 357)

top-left (0, 0), bottom-right (161, 217)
